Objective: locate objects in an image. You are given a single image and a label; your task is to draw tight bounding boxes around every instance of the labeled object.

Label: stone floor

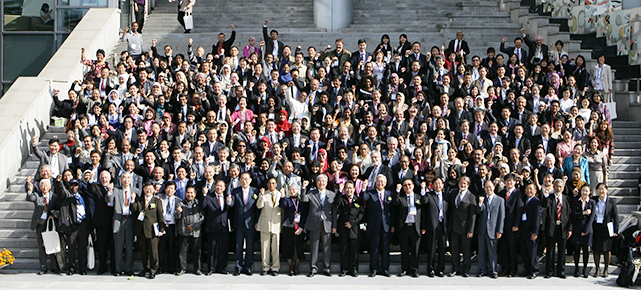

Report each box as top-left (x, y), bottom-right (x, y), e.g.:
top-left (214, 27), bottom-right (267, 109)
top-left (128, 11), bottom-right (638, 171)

top-left (0, 269), bottom-right (624, 290)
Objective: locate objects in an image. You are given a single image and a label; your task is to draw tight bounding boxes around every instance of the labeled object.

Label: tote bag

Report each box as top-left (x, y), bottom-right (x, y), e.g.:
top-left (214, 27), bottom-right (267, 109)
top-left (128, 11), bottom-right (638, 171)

top-left (41, 217), bottom-right (61, 255)
top-left (87, 235), bottom-right (95, 269)
top-left (184, 12), bottom-right (193, 30)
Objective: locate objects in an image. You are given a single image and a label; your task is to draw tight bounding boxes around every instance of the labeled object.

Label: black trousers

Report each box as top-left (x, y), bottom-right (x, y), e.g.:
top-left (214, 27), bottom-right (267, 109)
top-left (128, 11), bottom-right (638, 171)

top-left (35, 222), bottom-right (60, 272)
top-left (64, 219), bottom-right (90, 272)
top-left (208, 232), bottom-right (229, 272)
top-left (134, 3), bottom-right (145, 32)
top-left (177, 235), bottom-right (201, 272)
top-left (281, 227), bottom-right (305, 260)
top-left (426, 221), bottom-right (447, 273)
top-left (158, 224), bottom-right (176, 272)
top-left (546, 225), bottom-right (567, 276)
top-left (368, 226), bottom-right (391, 272)
top-left (139, 236), bottom-right (160, 273)
top-left (94, 224), bottom-right (114, 273)
top-left (449, 231), bottom-right (472, 274)
top-left (235, 227), bottom-right (254, 271)
top-left (498, 229), bottom-right (519, 274)
top-left (177, 10), bottom-right (190, 31)
top-left (338, 228), bottom-right (360, 272)
top-left (520, 230), bottom-right (540, 275)
top-left (398, 225), bottom-right (420, 272)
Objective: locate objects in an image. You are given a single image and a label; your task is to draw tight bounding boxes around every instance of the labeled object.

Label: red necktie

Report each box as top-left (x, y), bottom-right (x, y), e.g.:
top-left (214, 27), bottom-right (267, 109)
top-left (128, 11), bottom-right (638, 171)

top-left (556, 197), bottom-right (562, 221)
top-left (506, 190), bottom-right (510, 201)
top-left (456, 41), bottom-right (461, 53)
top-left (124, 190), bottom-right (129, 206)
top-left (101, 79), bottom-right (106, 91)
top-left (218, 194), bottom-right (223, 208)
top-left (149, 165), bottom-right (153, 174)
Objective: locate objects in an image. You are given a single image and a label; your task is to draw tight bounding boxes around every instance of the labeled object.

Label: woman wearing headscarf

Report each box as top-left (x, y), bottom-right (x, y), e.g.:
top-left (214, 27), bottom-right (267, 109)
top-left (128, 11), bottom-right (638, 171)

top-left (243, 37), bottom-right (260, 58)
top-left (275, 110), bottom-right (292, 135)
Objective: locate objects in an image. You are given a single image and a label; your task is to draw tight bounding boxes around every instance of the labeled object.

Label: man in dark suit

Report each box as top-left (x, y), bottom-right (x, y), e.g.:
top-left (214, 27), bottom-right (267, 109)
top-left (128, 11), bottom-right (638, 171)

top-left (504, 125), bottom-right (531, 158)
top-left (497, 174), bottom-right (523, 277)
top-left (424, 178), bottom-right (449, 277)
top-left (542, 179), bottom-right (573, 278)
top-left (212, 25), bottom-right (236, 57)
top-left (393, 155), bottom-right (418, 186)
top-left (393, 178), bottom-right (425, 277)
top-left (363, 151), bottom-right (394, 191)
top-left (521, 28), bottom-right (549, 68)
top-left (500, 36), bottom-right (528, 64)
top-left (407, 42), bottom-right (428, 70)
top-left (448, 177), bottom-right (477, 277)
top-left (519, 183), bottom-right (543, 279)
top-left (107, 172), bottom-right (140, 276)
top-left (524, 113), bottom-right (542, 140)
top-left (497, 107), bottom-right (518, 135)
top-left (531, 124), bottom-right (557, 156)
top-left (363, 175), bottom-right (393, 277)
top-left (303, 128), bottom-right (326, 163)
top-left (131, 182), bottom-right (165, 279)
top-left (476, 180), bottom-right (506, 279)
top-left (300, 174), bottom-right (337, 277)
top-left (90, 171), bottom-right (116, 275)
top-left (454, 120), bottom-right (480, 150)
top-left (389, 109), bottom-right (410, 139)
top-left (536, 154), bottom-right (564, 183)
top-left (445, 31), bottom-right (470, 63)
top-left (350, 38), bottom-right (373, 68)
top-left (230, 172), bottom-right (260, 276)
top-left (133, 151), bottom-right (159, 183)
top-left (107, 116), bottom-right (138, 148)
top-left (262, 20), bottom-right (284, 58)
top-left (448, 98), bottom-right (473, 133)
top-left (334, 181), bottom-right (364, 277)
top-left (202, 179), bottom-right (234, 275)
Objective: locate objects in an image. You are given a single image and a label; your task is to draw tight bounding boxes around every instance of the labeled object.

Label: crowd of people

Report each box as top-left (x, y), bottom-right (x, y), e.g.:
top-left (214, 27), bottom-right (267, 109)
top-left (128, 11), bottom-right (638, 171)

top-left (26, 19), bottom-right (620, 280)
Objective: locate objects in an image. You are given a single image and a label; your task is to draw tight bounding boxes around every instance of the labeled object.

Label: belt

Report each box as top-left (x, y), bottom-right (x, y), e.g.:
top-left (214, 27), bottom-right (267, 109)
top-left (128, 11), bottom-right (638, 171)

top-left (405, 223), bottom-right (415, 226)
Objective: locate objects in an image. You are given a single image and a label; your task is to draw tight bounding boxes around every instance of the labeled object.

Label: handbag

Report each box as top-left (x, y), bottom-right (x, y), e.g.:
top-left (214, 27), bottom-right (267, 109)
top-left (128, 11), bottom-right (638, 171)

top-left (41, 216), bottom-right (61, 255)
top-left (87, 235), bottom-right (95, 270)
top-left (183, 12), bottom-right (193, 30)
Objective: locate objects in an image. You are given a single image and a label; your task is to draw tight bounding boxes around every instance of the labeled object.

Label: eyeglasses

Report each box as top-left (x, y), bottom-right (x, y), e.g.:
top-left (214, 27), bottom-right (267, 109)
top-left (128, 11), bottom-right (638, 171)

top-left (238, 145), bottom-right (246, 147)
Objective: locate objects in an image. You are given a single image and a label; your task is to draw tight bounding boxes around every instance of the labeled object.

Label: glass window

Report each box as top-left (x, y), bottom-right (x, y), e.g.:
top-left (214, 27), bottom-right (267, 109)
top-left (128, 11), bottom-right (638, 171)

top-left (56, 8), bottom-right (87, 32)
top-left (4, 0), bottom-right (55, 31)
top-left (57, 0), bottom-right (108, 6)
top-left (2, 34), bottom-right (54, 82)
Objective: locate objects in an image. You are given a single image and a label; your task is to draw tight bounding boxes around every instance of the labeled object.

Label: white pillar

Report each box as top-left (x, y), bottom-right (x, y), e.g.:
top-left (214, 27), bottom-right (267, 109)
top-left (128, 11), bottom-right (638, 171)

top-left (314, 0), bottom-right (353, 32)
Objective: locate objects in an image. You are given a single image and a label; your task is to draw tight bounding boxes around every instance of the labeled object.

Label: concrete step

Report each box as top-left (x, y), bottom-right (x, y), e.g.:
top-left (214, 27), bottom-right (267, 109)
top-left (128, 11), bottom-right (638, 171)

top-left (609, 163), bottom-right (641, 172)
top-left (609, 188), bottom-right (640, 197)
top-left (0, 237), bottom-right (38, 248)
top-left (612, 128), bottom-right (641, 135)
top-left (609, 171), bottom-right (641, 180)
top-left (9, 247), bottom-right (40, 259)
top-left (0, 209), bottom-right (32, 219)
top-left (0, 219), bottom-right (32, 229)
top-left (612, 121), bottom-right (641, 128)
top-left (608, 179), bottom-right (639, 188)
top-left (0, 229), bottom-right (35, 239)
top-left (0, 201), bottom-right (34, 210)
top-left (614, 148), bottom-right (641, 156)
top-left (613, 141), bottom-right (641, 149)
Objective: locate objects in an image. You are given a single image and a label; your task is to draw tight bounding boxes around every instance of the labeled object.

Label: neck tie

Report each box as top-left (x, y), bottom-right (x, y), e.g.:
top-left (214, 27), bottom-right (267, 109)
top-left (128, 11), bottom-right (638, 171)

top-left (456, 41), bottom-right (461, 53)
top-left (166, 198), bottom-right (172, 213)
top-left (243, 189), bottom-right (248, 204)
top-left (379, 192), bottom-right (384, 208)
top-left (218, 194), bottom-right (223, 208)
top-left (44, 195), bottom-right (48, 206)
top-left (506, 190), bottom-right (511, 201)
top-left (124, 190), bottom-right (129, 206)
top-left (557, 197), bottom-right (562, 220)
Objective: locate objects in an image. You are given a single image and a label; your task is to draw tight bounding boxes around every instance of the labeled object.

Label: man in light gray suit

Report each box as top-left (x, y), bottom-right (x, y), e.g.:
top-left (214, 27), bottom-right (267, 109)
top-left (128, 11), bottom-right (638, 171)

top-left (268, 160), bottom-right (302, 195)
top-left (300, 174), bottom-right (337, 277)
top-left (32, 135), bottom-right (69, 181)
top-left (476, 179), bottom-right (505, 278)
top-left (106, 172), bottom-right (140, 276)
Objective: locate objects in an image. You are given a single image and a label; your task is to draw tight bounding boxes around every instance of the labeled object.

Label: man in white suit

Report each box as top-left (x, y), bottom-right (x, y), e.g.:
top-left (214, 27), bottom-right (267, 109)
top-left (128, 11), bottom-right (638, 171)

top-left (256, 178), bottom-right (282, 276)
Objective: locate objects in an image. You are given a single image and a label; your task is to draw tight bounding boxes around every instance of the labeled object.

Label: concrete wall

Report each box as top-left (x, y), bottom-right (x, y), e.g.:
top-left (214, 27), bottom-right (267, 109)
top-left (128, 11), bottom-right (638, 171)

top-left (314, 0), bottom-right (353, 32)
top-left (0, 8), bottom-right (120, 197)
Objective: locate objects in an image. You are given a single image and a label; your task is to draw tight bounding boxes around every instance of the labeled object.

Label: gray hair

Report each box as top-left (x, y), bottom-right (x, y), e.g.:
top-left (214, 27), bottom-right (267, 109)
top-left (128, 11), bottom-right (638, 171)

top-left (376, 174), bottom-right (387, 183)
top-left (316, 174), bottom-right (328, 183)
top-left (553, 179), bottom-right (565, 186)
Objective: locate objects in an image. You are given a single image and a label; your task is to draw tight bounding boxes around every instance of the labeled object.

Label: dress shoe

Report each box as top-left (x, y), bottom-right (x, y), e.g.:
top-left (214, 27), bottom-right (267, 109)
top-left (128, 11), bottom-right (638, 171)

top-left (194, 270), bottom-right (202, 276)
top-left (427, 270), bottom-right (435, 277)
top-left (80, 271), bottom-right (87, 275)
top-left (339, 271), bottom-right (347, 277)
top-left (508, 272), bottom-right (517, 277)
top-left (582, 268), bottom-right (589, 278)
top-left (233, 269), bottom-right (241, 276)
top-left (271, 271), bottom-right (278, 276)
top-left (245, 269), bottom-right (253, 276)
top-left (261, 270), bottom-right (268, 276)
top-left (448, 271), bottom-right (457, 277)
top-left (308, 268), bottom-right (317, 277)
top-left (218, 270), bottom-right (229, 275)
top-left (66, 270), bottom-right (74, 276)
top-left (351, 271), bottom-right (358, 277)
top-left (369, 270), bottom-right (377, 277)
top-left (52, 269), bottom-right (61, 274)
top-left (149, 273), bottom-right (156, 279)
top-left (382, 270), bottom-right (390, 277)
top-left (477, 272), bottom-right (486, 277)
top-left (411, 271), bottom-right (419, 278)
top-left (113, 272), bottom-right (122, 277)
top-left (124, 271), bottom-right (134, 276)
top-left (38, 270), bottom-right (47, 275)
top-left (204, 271), bottom-right (213, 276)
top-left (498, 271), bottom-right (508, 277)
top-left (175, 270), bottom-right (185, 276)
top-left (491, 273), bottom-right (498, 279)
top-left (559, 273), bottom-right (566, 279)
top-left (157, 270), bottom-right (163, 275)
top-left (136, 271), bottom-right (147, 277)
top-left (398, 271), bottom-right (407, 277)
top-left (323, 269), bottom-right (332, 277)
top-left (528, 273), bottom-right (537, 279)
top-left (97, 270), bottom-right (106, 275)
top-left (574, 271), bottom-right (580, 278)
top-left (462, 273), bottom-right (469, 278)
top-left (544, 274), bottom-right (552, 278)
top-left (288, 271), bottom-right (294, 276)
top-left (436, 271), bottom-right (445, 277)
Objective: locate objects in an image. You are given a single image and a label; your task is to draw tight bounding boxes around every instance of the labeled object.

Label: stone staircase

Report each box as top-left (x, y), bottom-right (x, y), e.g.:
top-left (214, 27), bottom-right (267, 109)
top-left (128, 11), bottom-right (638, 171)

top-left (113, 0), bottom-right (521, 62)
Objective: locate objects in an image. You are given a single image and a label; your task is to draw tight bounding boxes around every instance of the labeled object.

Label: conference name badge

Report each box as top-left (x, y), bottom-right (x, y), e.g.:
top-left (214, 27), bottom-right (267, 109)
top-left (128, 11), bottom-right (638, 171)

top-left (388, 197), bottom-right (392, 201)
top-left (150, 203), bottom-right (156, 209)
top-left (416, 200), bottom-right (421, 205)
top-left (354, 204), bottom-right (360, 208)
top-left (253, 194), bottom-right (258, 199)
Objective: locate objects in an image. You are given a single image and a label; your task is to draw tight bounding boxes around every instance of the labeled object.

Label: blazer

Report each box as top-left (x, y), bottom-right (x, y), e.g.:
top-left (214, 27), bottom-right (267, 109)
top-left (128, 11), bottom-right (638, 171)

top-left (350, 50), bottom-right (373, 68)
top-left (504, 134), bottom-right (531, 156)
top-left (300, 188), bottom-right (337, 233)
top-left (541, 193), bottom-right (573, 236)
top-left (230, 186), bottom-right (260, 230)
top-left (131, 195), bottom-right (166, 239)
top-left (448, 189), bottom-right (477, 235)
top-left (363, 164), bottom-right (394, 191)
top-left (89, 183), bottom-right (114, 228)
top-left (26, 190), bottom-right (58, 231)
top-left (256, 190), bottom-right (282, 234)
top-left (107, 187), bottom-right (140, 233)
top-left (590, 64), bottom-right (612, 92)
top-left (500, 43), bottom-right (528, 64)
top-left (497, 188), bottom-right (523, 229)
top-left (476, 194), bottom-right (505, 239)
top-left (362, 189), bottom-right (394, 233)
top-left (392, 166), bottom-right (418, 187)
top-left (454, 131), bottom-right (480, 150)
top-left (531, 135), bottom-right (558, 155)
top-left (262, 26), bottom-right (284, 58)
top-left (424, 190), bottom-right (449, 231)
top-left (32, 143), bottom-right (69, 181)
top-left (267, 163), bottom-right (302, 192)
top-left (211, 30), bottom-right (236, 57)
top-left (334, 194), bottom-right (365, 239)
top-left (523, 34), bottom-right (549, 64)
top-left (202, 193), bottom-right (233, 233)
top-left (591, 196), bottom-right (619, 232)
top-left (279, 196), bottom-right (309, 228)
top-left (392, 191), bottom-right (425, 236)
top-left (571, 198), bottom-right (596, 236)
top-left (519, 195), bottom-right (542, 235)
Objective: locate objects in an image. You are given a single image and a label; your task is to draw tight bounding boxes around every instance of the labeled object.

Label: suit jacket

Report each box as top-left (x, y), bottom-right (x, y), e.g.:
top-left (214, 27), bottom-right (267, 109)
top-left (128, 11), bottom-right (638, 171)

top-left (89, 183), bottom-right (114, 228)
top-left (541, 193), bottom-right (573, 236)
top-left (500, 43), bottom-right (528, 64)
top-left (131, 195), bottom-right (165, 239)
top-left (445, 39), bottom-right (470, 63)
top-left (363, 164), bottom-right (394, 191)
top-left (571, 198), bottom-right (596, 236)
top-left (262, 26), bottom-right (284, 58)
top-left (350, 50), bottom-right (373, 68)
top-left (524, 124), bottom-right (542, 140)
top-left (107, 187), bottom-right (141, 233)
top-left (448, 189), bottom-right (477, 235)
top-left (531, 135), bottom-right (557, 155)
top-left (32, 143), bottom-right (69, 181)
top-left (203, 193), bottom-right (233, 233)
top-left (519, 195), bottom-right (542, 235)
top-left (334, 194), bottom-right (365, 239)
top-left (454, 131), bottom-right (480, 150)
top-left (392, 165), bottom-right (418, 186)
top-left (211, 31), bottom-right (236, 57)
top-left (267, 163), bottom-right (302, 193)
top-left (424, 191), bottom-right (449, 231)
top-left (256, 190), bottom-right (282, 234)
top-left (300, 188), bottom-right (338, 233)
top-left (536, 166), bottom-right (564, 185)
top-left (320, 49), bottom-right (352, 68)
top-left (497, 188), bottom-right (523, 229)
top-left (523, 34), bottom-right (549, 65)
top-left (476, 194), bottom-right (505, 239)
top-left (448, 110), bottom-right (473, 133)
top-left (590, 64), bottom-right (613, 92)
top-left (230, 186), bottom-right (260, 230)
top-left (392, 191), bottom-right (425, 236)
top-left (363, 189), bottom-right (394, 233)
top-left (26, 190), bottom-right (58, 231)
top-left (591, 196), bottom-right (619, 232)
top-left (504, 134), bottom-right (531, 156)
